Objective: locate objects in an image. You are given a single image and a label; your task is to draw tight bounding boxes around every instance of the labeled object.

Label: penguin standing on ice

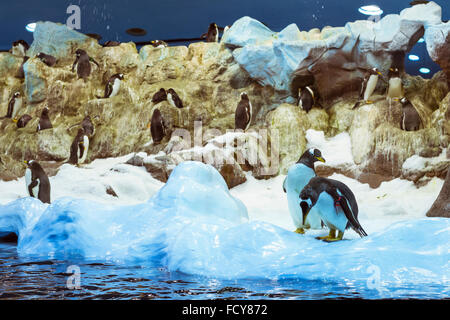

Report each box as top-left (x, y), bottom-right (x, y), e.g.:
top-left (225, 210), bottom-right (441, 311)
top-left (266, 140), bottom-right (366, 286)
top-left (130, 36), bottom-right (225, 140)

top-left (298, 86), bottom-right (315, 112)
top-left (167, 88), bottom-right (184, 109)
top-left (69, 128), bottom-right (89, 165)
top-left (2, 92), bottom-right (22, 120)
top-left (152, 88), bottom-right (167, 104)
top-left (72, 49), bottom-right (99, 80)
top-left (11, 40), bottom-right (29, 57)
top-left (353, 67), bottom-right (383, 109)
top-left (400, 97), bottom-right (422, 131)
top-left (36, 53), bottom-right (57, 67)
top-left (37, 107), bottom-right (52, 132)
top-left (24, 160), bottom-right (51, 204)
top-left (283, 148), bottom-right (326, 234)
top-left (150, 108), bottom-right (166, 144)
top-left (386, 67), bottom-right (404, 101)
top-left (204, 23), bottom-right (219, 42)
top-left (103, 73), bottom-right (124, 98)
top-left (235, 92), bottom-right (252, 131)
top-left (299, 176), bottom-right (368, 242)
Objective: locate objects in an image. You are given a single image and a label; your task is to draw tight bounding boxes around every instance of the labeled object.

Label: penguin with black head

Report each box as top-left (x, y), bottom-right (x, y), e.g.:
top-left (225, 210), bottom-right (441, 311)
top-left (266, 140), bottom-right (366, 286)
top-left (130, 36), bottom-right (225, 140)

top-left (353, 67), bottom-right (383, 109)
top-left (103, 73), bottom-right (124, 98)
top-left (2, 92), bottom-right (22, 120)
top-left (299, 177), bottom-right (367, 242)
top-left (69, 128), bottom-right (89, 165)
top-left (72, 49), bottom-right (99, 80)
top-left (204, 23), bottom-right (219, 42)
top-left (298, 86), bottom-right (315, 112)
top-left (152, 88), bottom-right (167, 104)
top-left (235, 92), bottom-right (252, 131)
top-left (150, 40), bottom-right (168, 48)
top-left (81, 115), bottom-right (95, 137)
top-left (24, 160), bottom-right (51, 204)
top-left (36, 53), bottom-right (57, 67)
top-left (37, 107), bottom-right (52, 132)
top-left (400, 97), bottom-right (422, 131)
top-left (167, 88), bottom-right (184, 109)
top-left (386, 67), bottom-right (404, 102)
top-left (150, 108), bottom-right (166, 144)
top-left (11, 40), bottom-right (29, 57)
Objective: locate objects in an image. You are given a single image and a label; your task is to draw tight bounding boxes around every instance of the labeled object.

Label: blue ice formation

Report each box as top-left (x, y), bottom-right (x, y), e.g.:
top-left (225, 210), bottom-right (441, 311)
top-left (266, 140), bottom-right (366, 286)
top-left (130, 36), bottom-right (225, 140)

top-left (0, 161), bottom-right (449, 287)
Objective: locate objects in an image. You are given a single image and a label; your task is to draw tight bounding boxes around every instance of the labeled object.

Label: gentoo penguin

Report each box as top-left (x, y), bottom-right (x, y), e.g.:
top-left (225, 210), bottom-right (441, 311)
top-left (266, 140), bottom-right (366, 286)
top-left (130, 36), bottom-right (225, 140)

top-left (24, 160), bottom-right (51, 204)
top-left (71, 49), bottom-right (99, 80)
top-left (400, 97), bottom-right (422, 131)
top-left (299, 177), bottom-right (367, 242)
top-left (167, 88), bottom-right (184, 109)
top-left (234, 92), bottom-right (252, 131)
top-left (152, 88), bottom-right (167, 104)
top-left (150, 40), bottom-right (168, 48)
top-left (11, 40), bottom-right (29, 57)
top-left (37, 107), bottom-right (52, 132)
top-left (298, 86), bottom-right (315, 112)
top-left (69, 128), bottom-right (89, 165)
top-left (103, 73), bottom-right (124, 98)
top-left (353, 67), bottom-right (383, 109)
top-left (150, 108), bottom-right (166, 144)
top-left (2, 92), bottom-right (22, 119)
top-left (204, 23), bottom-right (219, 42)
top-left (15, 114), bottom-right (32, 128)
top-left (386, 67), bottom-right (404, 101)
top-left (81, 115), bottom-right (95, 137)
top-left (16, 56), bottom-right (29, 79)
top-left (283, 148), bottom-right (326, 234)
top-left (223, 25), bottom-right (231, 35)
top-left (36, 53), bottom-right (57, 67)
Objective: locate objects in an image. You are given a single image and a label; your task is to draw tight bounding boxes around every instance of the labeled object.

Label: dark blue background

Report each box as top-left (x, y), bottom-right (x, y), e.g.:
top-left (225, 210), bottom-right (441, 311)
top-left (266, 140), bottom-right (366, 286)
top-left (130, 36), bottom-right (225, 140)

top-left (0, 0), bottom-right (448, 77)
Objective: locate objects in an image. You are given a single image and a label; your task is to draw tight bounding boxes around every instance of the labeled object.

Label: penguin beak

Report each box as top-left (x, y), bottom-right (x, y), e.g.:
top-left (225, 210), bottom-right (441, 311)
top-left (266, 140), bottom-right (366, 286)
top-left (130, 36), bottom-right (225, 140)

top-left (377, 71), bottom-right (382, 76)
top-left (316, 156), bottom-right (326, 163)
top-left (12, 118), bottom-right (18, 123)
top-left (147, 122), bottom-right (151, 129)
top-left (23, 160), bottom-right (28, 164)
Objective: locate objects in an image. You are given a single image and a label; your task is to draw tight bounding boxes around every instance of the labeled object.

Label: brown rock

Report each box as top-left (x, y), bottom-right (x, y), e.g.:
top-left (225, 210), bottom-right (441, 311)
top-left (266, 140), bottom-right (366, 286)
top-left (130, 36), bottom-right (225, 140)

top-left (426, 168), bottom-right (450, 218)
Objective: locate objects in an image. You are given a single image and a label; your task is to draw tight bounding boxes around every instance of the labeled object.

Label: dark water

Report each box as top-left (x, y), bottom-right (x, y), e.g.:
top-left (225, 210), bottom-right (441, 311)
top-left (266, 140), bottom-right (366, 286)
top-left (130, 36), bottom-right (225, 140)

top-left (0, 243), bottom-right (446, 300)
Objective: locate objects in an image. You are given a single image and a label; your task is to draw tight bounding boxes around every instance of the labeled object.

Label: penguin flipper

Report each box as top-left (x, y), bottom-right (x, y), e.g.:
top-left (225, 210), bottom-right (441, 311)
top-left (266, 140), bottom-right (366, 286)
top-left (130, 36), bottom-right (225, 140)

top-left (282, 177), bottom-right (287, 193)
top-left (352, 101), bottom-right (361, 110)
top-left (28, 179), bottom-right (38, 197)
top-left (337, 195), bottom-right (367, 237)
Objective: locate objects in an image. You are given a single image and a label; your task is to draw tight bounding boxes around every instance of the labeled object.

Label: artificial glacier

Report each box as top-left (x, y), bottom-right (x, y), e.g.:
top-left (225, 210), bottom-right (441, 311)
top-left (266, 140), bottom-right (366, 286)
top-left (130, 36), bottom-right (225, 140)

top-left (0, 162), bottom-right (448, 290)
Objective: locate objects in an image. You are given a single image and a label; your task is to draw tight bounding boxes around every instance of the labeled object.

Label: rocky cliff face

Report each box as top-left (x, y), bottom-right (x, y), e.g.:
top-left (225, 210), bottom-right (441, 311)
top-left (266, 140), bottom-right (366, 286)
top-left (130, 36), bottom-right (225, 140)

top-left (0, 4), bottom-right (449, 203)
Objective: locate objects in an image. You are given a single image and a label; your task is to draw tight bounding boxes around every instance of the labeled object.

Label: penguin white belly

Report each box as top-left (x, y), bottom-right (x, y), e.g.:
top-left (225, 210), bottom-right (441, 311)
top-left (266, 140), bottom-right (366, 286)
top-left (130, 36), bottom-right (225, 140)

top-left (285, 164), bottom-right (322, 229)
top-left (364, 75), bottom-right (378, 101)
top-left (25, 168), bottom-right (32, 196)
top-left (167, 93), bottom-right (177, 109)
top-left (11, 98), bottom-right (22, 119)
top-left (245, 102), bottom-right (253, 131)
top-left (12, 44), bottom-right (25, 56)
top-left (110, 79), bottom-right (121, 98)
top-left (315, 193), bottom-right (348, 233)
top-left (32, 179), bottom-right (40, 198)
top-left (387, 77), bottom-right (403, 99)
top-left (78, 136), bottom-right (89, 164)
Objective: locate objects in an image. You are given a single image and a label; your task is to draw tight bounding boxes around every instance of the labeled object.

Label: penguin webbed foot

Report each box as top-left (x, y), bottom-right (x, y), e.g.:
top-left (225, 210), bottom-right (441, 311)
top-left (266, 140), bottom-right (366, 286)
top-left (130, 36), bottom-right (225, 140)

top-left (294, 228), bottom-right (305, 234)
top-left (316, 229), bottom-right (344, 242)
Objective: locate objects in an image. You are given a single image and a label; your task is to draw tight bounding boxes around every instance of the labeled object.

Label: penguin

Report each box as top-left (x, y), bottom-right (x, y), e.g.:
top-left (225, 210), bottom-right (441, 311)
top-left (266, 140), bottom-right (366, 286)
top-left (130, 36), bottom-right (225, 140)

top-left (204, 23), bottom-right (219, 42)
top-left (400, 97), bottom-right (422, 131)
top-left (102, 41), bottom-right (121, 47)
top-left (167, 88), bottom-right (184, 109)
top-left (386, 67), bottom-right (404, 101)
top-left (81, 115), bottom-right (95, 137)
top-left (71, 49), bottom-right (99, 80)
top-left (24, 160), bottom-right (51, 204)
top-left (69, 128), bottom-right (89, 165)
top-left (2, 92), bottom-right (22, 120)
top-left (36, 53), bottom-right (57, 67)
top-left (152, 88), bottom-right (167, 104)
top-left (15, 114), bottom-right (32, 128)
top-left (16, 56), bottom-right (29, 79)
top-left (150, 40), bottom-right (168, 48)
top-left (150, 108), bottom-right (166, 144)
top-left (36, 107), bottom-right (52, 132)
top-left (298, 86), bottom-right (315, 112)
top-left (234, 92), bottom-right (252, 131)
top-left (299, 176), bottom-right (368, 242)
top-left (283, 148), bottom-right (326, 234)
top-left (353, 67), bottom-right (383, 109)
top-left (223, 25), bottom-right (231, 35)
top-left (103, 73), bottom-right (124, 98)
top-left (11, 40), bottom-right (29, 57)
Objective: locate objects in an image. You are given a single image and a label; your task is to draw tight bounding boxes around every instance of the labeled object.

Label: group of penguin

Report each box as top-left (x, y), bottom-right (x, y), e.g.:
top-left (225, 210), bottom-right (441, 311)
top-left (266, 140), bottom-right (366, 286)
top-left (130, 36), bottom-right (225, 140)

top-left (298, 66), bottom-right (422, 131)
top-left (283, 148), bottom-right (368, 242)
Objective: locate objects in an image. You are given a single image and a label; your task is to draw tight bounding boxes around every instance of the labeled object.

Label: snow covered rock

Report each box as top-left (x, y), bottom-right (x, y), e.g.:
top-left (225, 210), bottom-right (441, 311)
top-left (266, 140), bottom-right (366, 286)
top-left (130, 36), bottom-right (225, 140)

top-left (426, 167), bottom-right (450, 218)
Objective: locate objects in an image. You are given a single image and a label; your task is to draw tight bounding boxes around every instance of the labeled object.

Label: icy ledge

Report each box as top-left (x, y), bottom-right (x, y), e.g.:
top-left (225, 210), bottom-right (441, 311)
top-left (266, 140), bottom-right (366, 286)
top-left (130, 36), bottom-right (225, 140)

top-left (0, 162), bottom-right (448, 287)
